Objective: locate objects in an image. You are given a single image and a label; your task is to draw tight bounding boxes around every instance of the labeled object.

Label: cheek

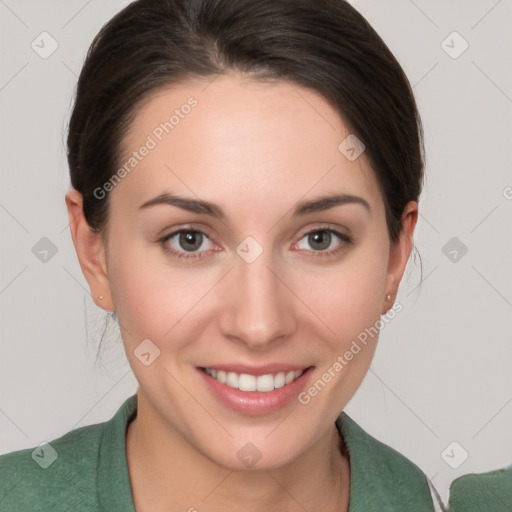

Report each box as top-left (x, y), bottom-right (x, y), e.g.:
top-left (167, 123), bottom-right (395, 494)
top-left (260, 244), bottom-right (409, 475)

top-left (292, 263), bottom-right (387, 414)
top-left (293, 251), bottom-right (388, 346)
top-left (108, 223), bottom-right (388, 352)
top-left (106, 234), bottom-right (181, 340)
top-left (107, 235), bottom-right (222, 350)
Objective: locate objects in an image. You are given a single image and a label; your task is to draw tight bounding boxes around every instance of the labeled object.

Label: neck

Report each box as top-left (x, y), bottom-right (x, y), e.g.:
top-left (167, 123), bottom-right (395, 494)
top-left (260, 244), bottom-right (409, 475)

top-left (125, 394), bottom-right (351, 512)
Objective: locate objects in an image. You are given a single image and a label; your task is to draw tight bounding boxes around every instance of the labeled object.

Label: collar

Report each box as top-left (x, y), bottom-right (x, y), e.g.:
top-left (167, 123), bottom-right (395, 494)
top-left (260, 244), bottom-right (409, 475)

top-left (97, 394), bottom-right (435, 511)
top-left (97, 394), bottom-right (137, 512)
top-left (336, 413), bottom-right (435, 510)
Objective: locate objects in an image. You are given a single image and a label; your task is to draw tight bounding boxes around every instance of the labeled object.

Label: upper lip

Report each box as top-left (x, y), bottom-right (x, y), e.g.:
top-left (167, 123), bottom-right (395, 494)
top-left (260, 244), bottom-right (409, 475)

top-left (199, 364), bottom-right (313, 376)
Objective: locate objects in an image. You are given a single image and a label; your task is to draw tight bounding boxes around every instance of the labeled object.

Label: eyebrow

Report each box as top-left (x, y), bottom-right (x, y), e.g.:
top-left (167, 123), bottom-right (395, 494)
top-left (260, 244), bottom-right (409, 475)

top-left (138, 192), bottom-right (371, 219)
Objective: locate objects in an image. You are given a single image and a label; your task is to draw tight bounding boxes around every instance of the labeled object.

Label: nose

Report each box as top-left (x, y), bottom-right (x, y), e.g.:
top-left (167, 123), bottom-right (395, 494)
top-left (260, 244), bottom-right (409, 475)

top-left (218, 245), bottom-right (297, 351)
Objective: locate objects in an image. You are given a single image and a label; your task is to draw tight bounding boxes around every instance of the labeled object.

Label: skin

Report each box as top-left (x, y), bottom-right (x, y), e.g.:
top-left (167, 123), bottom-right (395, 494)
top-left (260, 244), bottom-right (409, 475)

top-left (66, 72), bottom-right (417, 511)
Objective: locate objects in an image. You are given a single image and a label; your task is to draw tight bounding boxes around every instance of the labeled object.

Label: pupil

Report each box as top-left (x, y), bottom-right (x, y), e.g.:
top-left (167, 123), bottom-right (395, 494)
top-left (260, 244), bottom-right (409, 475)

top-left (310, 231), bottom-right (330, 250)
top-left (180, 231), bottom-right (202, 251)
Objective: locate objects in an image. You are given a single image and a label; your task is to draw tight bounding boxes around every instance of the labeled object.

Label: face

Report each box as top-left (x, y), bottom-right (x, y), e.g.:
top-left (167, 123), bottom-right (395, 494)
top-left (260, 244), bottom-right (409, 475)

top-left (69, 72), bottom-right (416, 470)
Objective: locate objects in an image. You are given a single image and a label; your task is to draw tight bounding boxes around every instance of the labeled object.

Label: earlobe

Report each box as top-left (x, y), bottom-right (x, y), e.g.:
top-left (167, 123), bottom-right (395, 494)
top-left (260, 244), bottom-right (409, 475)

top-left (64, 189), bottom-right (115, 311)
top-left (382, 201), bottom-right (418, 315)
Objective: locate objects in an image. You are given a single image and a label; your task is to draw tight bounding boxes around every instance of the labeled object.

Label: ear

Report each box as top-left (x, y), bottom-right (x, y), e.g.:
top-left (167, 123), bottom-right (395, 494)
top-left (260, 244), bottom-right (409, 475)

top-left (382, 200), bottom-right (418, 315)
top-left (65, 189), bottom-right (115, 311)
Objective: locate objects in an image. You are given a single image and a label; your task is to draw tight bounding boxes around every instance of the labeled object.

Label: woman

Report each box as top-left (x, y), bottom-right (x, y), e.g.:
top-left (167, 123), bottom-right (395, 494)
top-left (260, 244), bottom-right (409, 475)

top-left (0, 0), bottom-right (510, 510)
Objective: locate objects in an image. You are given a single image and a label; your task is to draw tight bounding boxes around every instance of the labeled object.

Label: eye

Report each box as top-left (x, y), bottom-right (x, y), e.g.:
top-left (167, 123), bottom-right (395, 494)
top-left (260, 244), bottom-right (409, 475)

top-left (159, 225), bottom-right (352, 261)
top-left (160, 229), bottom-right (214, 260)
top-left (294, 226), bottom-right (352, 257)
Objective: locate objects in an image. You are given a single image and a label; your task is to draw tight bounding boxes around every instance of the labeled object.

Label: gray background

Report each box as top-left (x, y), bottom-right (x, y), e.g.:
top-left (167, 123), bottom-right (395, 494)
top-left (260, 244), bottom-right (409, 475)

top-left (1, 0), bottom-right (511, 505)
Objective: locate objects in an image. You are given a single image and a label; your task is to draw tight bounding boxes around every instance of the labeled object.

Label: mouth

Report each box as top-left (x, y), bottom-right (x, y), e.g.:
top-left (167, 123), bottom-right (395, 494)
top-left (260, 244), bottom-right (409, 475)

top-left (196, 365), bottom-right (315, 415)
top-left (199, 366), bottom-right (310, 393)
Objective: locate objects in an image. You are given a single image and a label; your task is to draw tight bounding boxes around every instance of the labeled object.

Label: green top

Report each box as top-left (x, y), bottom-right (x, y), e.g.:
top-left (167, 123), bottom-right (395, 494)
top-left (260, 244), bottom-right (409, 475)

top-left (0, 394), bottom-right (510, 511)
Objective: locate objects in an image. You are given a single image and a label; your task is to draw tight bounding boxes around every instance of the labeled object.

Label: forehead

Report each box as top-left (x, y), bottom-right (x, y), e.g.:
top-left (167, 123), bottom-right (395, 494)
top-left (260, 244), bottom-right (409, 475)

top-left (113, 73), bottom-right (382, 220)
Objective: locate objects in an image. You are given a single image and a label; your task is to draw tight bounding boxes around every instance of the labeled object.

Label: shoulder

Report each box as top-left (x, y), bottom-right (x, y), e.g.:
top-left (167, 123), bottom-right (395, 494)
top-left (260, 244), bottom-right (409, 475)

top-left (447, 466), bottom-right (512, 512)
top-left (0, 393), bottom-right (138, 512)
top-left (0, 421), bottom-right (104, 511)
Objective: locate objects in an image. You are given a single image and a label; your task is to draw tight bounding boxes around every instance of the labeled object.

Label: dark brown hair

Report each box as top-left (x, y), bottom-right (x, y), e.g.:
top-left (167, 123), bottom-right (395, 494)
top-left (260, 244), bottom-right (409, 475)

top-left (67, 0), bottom-right (425, 244)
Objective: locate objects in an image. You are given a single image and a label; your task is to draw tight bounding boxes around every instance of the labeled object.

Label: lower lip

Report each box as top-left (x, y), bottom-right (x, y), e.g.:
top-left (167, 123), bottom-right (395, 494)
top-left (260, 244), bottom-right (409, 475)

top-left (197, 367), bottom-right (314, 415)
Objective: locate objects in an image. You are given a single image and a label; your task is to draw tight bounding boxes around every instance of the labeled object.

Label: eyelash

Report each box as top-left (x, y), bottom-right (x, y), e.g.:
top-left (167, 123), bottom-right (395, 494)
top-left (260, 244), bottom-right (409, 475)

top-left (159, 225), bottom-right (352, 261)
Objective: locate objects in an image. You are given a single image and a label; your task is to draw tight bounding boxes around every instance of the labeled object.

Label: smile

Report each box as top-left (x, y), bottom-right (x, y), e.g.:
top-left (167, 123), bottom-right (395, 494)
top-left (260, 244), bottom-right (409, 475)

top-left (201, 367), bottom-right (305, 393)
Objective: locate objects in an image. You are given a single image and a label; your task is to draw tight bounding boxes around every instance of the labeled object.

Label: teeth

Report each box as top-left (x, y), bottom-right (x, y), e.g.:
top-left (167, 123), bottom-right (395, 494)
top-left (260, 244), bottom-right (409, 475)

top-left (203, 368), bottom-right (305, 392)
